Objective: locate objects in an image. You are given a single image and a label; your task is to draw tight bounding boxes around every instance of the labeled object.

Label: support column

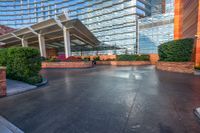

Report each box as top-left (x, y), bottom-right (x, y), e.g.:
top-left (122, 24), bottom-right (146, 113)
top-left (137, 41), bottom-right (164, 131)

top-left (174, 0), bottom-right (183, 39)
top-left (38, 34), bottom-right (47, 58)
top-left (136, 16), bottom-right (139, 54)
top-left (21, 38), bottom-right (28, 47)
top-left (63, 27), bottom-right (71, 58)
top-left (195, 1), bottom-right (200, 67)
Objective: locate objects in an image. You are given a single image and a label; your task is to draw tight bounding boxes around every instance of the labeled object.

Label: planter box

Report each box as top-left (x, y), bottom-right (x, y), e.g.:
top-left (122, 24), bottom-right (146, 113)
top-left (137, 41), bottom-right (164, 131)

top-left (42, 61), bottom-right (93, 69)
top-left (156, 62), bottom-right (194, 74)
top-left (0, 67), bottom-right (6, 97)
top-left (96, 61), bottom-right (111, 65)
top-left (96, 61), bottom-right (151, 66)
top-left (149, 54), bottom-right (159, 65)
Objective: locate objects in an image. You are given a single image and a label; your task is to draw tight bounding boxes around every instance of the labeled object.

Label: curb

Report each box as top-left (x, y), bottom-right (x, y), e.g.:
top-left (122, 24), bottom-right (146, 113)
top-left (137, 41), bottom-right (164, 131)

top-left (0, 116), bottom-right (24, 133)
top-left (35, 77), bottom-right (48, 87)
top-left (194, 70), bottom-right (200, 75)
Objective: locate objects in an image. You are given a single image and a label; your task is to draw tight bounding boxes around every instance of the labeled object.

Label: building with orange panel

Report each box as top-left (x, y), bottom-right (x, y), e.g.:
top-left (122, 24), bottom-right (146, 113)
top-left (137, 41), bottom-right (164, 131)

top-left (174, 0), bottom-right (200, 66)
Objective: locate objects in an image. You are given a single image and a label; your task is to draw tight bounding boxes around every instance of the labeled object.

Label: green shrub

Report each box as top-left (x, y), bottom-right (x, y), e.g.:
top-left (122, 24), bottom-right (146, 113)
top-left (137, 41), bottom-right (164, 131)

top-left (0, 47), bottom-right (42, 85)
top-left (46, 58), bottom-right (61, 62)
top-left (83, 57), bottom-right (90, 61)
top-left (116, 54), bottom-right (149, 61)
top-left (0, 48), bottom-right (8, 66)
top-left (195, 67), bottom-right (200, 70)
top-left (93, 56), bottom-right (100, 61)
top-left (158, 38), bottom-right (194, 62)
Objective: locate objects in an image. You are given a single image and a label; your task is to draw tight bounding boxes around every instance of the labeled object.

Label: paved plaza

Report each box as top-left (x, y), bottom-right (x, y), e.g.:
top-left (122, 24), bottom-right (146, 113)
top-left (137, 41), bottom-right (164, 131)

top-left (0, 66), bottom-right (200, 133)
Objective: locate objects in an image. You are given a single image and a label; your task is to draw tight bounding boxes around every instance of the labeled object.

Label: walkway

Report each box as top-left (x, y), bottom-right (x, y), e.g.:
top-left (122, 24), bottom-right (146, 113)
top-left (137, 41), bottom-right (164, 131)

top-left (7, 79), bottom-right (36, 96)
top-left (0, 66), bottom-right (200, 133)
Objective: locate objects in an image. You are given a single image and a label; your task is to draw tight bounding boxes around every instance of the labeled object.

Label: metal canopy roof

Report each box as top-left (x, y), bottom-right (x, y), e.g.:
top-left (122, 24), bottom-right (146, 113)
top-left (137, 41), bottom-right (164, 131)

top-left (0, 13), bottom-right (100, 48)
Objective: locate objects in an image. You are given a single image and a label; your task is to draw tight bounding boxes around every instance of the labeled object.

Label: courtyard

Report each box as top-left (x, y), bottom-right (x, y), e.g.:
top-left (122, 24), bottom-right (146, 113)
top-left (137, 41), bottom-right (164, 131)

top-left (0, 66), bottom-right (200, 133)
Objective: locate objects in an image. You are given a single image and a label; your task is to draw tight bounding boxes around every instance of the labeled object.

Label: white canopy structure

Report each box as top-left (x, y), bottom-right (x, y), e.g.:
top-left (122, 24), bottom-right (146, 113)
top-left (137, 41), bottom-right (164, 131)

top-left (0, 13), bottom-right (99, 58)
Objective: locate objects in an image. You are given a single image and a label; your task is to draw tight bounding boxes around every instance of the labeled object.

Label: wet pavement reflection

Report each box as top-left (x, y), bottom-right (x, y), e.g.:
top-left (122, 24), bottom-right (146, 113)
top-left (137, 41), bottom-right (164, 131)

top-left (0, 65), bottom-right (200, 133)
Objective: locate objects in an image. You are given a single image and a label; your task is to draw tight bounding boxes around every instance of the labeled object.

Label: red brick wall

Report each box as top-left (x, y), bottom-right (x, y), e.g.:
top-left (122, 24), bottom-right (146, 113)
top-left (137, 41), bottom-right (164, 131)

top-left (0, 67), bottom-right (6, 97)
top-left (80, 55), bottom-right (117, 61)
top-left (42, 61), bottom-right (93, 69)
top-left (96, 61), bottom-right (151, 66)
top-left (99, 55), bottom-right (116, 61)
top-left (149, 54), bottom-right (159, 65)
top-left (156, 62), bottom-right (194, 74)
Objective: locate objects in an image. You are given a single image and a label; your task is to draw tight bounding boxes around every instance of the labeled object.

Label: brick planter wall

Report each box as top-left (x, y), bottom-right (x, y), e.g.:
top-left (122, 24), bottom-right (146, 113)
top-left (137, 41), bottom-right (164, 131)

top-left (80, 55), bottom-right (117, 61)
top-left (0, 67), bottom-right (6, 97)
top-left (96, 61), bottom-right (151, 66)
top-left (96, 61), bottom-right (111, 65)
top-left (149, 54), bottom-right (159, 65)
top-left (156, 62), bottom-right (194, 74)
top-left (99, 55), bottom-right (117, 61)
top-left (42, 61), bottom-right (93, 69)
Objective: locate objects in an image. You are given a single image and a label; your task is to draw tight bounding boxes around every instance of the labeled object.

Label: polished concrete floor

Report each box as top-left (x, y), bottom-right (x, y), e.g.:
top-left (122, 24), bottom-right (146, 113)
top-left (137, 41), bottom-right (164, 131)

top-left (0, 66), bottom-right (200, 133)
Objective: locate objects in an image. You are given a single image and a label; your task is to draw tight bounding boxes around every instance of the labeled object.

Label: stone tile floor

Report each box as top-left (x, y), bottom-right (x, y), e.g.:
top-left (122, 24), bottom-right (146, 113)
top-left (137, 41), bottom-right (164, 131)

top-left (0, 65), bottom-right (200, 133)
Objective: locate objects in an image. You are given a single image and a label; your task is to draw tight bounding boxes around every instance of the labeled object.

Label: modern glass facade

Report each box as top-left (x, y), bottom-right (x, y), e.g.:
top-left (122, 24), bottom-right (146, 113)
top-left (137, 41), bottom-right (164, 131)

top-left (139, 0), bottom-right (174, 54)
top-left (0, 0), bottom-right (174, 54)
top-left (0, 0), bottom-right (152, 54)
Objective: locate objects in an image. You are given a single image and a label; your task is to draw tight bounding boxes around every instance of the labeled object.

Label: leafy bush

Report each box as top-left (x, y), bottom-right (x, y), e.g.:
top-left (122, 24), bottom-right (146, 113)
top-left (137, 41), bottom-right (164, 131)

top-left (83, 57), bottom-right (90, 61)
top-left (158, 38), bottom-right (194, 62)
top-left (116, 54), bottom-right (149, 61)
top-left (45, 57), bottom-right (61, 62)
top-left (0, 47), bottom-right (42, 85)
top-left (93, 56), bottom-right (100, 61)
top-left (0, 48), bottom-right (7, 66)
top-left (195, 67), bottom-right (200, 70)
top-left (66, 56), bottom-right (83, 62)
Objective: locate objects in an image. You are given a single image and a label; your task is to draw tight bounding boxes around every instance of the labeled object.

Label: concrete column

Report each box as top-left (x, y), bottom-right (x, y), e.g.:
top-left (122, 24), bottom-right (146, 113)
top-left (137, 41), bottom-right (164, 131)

top-left (38, 34), bottom-right (47, 57)
top-left (21, 38), bottom-right (28, 47)
top-left (63, 27), bottom-right (71, 58)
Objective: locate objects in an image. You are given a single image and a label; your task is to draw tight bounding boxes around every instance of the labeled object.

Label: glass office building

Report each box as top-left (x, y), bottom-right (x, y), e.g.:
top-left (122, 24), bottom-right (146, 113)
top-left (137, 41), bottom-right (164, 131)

top-left (139, 0), bottom-right (174, 53)
top-left (0, 0), bottom-right (174, 54)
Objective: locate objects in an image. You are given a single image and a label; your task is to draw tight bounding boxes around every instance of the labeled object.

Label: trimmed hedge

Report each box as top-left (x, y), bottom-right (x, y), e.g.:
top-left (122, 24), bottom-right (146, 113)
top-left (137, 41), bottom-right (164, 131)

top-left (158, 38), bottom-right (194, 62)
top-left (0, 47), bottom-right (42, 85)
top-left (0, 48), bottom-right (7, 66)
top-left (116, 54), bottom-right (150, 61)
